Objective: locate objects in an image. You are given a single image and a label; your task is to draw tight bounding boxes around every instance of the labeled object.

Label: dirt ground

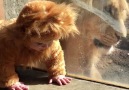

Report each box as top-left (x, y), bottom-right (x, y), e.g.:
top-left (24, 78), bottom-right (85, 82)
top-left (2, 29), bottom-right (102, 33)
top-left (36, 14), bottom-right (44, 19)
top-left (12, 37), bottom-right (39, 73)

top-left (97, 37), bottom-right (129, 86)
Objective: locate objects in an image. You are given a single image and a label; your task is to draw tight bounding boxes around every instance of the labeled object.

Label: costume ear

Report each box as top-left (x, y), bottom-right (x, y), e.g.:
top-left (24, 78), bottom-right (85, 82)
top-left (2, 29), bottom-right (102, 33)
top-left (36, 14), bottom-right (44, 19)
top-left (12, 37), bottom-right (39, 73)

top-left (16, 3), bottom-right (47, 26)
top-left (16, 12), bottom-right (45, 26)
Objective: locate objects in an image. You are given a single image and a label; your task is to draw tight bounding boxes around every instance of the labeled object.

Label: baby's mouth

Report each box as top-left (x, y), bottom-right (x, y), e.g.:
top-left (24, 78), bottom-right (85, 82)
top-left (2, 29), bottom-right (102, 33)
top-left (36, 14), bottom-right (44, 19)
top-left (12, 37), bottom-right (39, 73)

top-left (30, 41), bottom-right (53, 52)
top-left (39, 42), bottom-right (52, 51)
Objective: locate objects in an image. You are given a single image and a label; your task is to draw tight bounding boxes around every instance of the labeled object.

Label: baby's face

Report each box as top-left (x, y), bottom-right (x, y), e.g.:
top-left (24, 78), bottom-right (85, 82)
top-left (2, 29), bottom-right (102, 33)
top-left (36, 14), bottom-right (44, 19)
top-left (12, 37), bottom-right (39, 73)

top-left (29, 37), bottom-right (53, 52)
top-left (24, 19), bottom-right (62, 52)
top-left (31, 20), bottom-right (62, 41)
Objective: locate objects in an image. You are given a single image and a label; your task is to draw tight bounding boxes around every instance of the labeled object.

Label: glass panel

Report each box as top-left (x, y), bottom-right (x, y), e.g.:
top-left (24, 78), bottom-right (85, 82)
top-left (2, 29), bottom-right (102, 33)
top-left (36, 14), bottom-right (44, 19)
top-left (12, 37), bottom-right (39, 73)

top-left (60, 0), bottom-right (129, 88)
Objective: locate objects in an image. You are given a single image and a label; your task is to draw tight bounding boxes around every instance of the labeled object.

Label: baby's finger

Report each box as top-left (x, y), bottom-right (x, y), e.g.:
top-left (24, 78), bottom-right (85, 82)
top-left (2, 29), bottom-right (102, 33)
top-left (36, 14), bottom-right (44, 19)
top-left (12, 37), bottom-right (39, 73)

top-left (15, 86), bottom-right (22, 90)
top-left (49, 79), bottom-right (53, 84)
top-left (64, 78), bottom-right (71, 83)
top-left (66, 77), bottom-right (72, 81)
top-left (57, 79), bottom-right (63, 86)
top-left (9, 87), bottom-right (15, 90)
top-left (60, 79), bottom-right (67, 85)
top-left (19, 85), bottom-right (29, 90)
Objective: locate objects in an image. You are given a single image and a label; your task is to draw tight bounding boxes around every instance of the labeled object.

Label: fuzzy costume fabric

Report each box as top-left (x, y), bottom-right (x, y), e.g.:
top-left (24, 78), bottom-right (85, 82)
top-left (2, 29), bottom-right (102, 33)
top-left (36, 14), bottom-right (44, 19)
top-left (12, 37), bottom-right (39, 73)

top-left (0, 1), bottom-right (79, 87)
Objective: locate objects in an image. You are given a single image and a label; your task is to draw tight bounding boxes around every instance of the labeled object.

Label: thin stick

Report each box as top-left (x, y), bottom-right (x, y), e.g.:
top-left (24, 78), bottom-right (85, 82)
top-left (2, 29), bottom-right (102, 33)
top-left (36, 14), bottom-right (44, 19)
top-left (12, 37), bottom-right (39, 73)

top-left (67, 73), bottom-right (129, 89)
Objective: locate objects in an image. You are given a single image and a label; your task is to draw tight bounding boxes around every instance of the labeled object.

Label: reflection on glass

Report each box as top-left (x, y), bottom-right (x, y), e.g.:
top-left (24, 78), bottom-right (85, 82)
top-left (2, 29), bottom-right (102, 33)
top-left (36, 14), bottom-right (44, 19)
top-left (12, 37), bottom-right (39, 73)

top-left (59, 0), bottom-right (129, 88)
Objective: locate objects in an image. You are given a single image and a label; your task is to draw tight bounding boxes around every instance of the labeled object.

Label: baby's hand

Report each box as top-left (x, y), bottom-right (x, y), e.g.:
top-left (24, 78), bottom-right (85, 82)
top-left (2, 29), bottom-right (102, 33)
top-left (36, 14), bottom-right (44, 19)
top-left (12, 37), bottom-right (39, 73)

top-left (49, 75), bottom-right (72, 86)
top-left (8, 82), bottom-right (29, 90)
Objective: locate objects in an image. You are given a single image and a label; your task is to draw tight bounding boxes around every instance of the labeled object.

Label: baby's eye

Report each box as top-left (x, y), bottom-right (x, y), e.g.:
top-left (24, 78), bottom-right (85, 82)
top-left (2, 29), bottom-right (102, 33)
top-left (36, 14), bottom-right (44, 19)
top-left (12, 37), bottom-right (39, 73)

top-left (44, 30), bottom-right (51, 35)
top-left (36, 42), bottom-right (43, 45)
